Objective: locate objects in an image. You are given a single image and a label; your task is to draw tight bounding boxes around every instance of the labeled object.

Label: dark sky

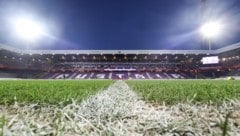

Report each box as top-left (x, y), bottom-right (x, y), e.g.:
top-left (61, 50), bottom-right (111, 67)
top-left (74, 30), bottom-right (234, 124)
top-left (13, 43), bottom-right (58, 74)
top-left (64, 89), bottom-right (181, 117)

top-left (0, 0), bottom-right (240, 50)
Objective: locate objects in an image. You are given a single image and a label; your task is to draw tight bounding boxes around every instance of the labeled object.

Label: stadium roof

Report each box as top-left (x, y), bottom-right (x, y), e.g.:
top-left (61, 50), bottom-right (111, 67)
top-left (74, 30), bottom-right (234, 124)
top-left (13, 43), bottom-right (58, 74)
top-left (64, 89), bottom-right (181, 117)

top-left (1, 42), bottom-right (240, 55)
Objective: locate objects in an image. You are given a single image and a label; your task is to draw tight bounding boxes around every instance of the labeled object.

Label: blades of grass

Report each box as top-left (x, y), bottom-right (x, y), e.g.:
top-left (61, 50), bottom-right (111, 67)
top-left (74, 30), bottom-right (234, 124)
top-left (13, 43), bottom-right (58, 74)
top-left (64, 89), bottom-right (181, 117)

top-left (0, 115), bottom-right (6, 136)
top-left (222, 112), bottom-right (231, 136)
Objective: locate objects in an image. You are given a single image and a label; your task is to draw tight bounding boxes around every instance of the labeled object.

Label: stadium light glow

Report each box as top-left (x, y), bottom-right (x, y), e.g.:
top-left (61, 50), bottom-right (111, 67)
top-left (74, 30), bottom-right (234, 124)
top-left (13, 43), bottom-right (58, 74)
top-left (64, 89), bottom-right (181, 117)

top-left (12, 17), bottom-right (45, 41)
top-left (200, 21), bottom-right (223, 38)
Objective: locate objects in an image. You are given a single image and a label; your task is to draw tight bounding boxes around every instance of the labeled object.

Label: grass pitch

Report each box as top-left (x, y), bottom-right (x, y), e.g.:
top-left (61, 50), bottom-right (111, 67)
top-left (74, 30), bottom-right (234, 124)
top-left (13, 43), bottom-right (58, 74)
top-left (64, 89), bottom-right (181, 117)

top-left (1, 79), bottom-right (239, 105)
top-left (127, 80), bottom-right (240, 105)
top-left (0, 80), bottom-right (240, 135)
top-left (0, 80), bottom-right (114, 105)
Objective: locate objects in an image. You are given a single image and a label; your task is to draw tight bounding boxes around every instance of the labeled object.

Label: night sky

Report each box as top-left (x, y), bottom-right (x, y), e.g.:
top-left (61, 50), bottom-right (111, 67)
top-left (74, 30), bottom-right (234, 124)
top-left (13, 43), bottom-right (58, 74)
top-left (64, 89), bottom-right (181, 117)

top-left (0, 0), bottom-right (240, 50)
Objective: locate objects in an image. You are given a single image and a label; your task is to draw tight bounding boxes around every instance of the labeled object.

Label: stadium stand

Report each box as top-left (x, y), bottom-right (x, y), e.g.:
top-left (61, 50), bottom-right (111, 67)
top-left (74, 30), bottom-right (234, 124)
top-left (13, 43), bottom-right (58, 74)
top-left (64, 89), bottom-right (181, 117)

top-left (0, 43), bottom-right (240, 79)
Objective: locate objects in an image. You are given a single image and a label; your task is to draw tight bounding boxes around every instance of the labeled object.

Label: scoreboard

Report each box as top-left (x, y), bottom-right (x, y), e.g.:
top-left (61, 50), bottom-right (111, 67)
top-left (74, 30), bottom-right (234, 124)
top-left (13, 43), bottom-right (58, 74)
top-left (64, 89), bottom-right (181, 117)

top-left (201, 56), bottom-right (219, 64)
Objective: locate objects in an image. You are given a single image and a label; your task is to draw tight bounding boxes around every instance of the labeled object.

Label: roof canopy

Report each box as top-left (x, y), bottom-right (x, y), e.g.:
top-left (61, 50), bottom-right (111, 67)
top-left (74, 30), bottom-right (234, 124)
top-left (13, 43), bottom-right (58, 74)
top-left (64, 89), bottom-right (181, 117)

top-left (1, 42), bottom-right (240, 55)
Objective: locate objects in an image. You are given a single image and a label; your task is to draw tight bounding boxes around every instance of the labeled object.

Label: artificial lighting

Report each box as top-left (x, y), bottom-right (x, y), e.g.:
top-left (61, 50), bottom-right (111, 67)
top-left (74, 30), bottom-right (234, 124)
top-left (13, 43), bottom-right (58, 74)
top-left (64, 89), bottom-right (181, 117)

top-left (200, 21), bottom-right (223, 38)
top-left (12, 17), bottom-right (45, 41)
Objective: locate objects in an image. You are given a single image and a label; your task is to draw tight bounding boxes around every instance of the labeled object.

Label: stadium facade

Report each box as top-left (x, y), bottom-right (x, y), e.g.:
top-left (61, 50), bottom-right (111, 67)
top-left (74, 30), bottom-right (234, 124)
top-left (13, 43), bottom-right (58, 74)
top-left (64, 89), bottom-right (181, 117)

top-left (0, 43), bottom-right (240, 79)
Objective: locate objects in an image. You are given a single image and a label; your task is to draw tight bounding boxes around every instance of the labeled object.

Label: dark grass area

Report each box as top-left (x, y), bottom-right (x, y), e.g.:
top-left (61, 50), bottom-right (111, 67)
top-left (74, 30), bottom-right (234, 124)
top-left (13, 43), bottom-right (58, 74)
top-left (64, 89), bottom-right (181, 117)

top-left (0, 80), bottom-right (114, 105)
top-left (127, 80), bottom-right (240, 105)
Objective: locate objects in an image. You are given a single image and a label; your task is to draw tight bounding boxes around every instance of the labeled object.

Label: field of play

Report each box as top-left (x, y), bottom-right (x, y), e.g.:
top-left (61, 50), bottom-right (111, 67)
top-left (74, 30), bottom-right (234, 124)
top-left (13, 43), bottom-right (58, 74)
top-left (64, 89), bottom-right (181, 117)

top-left (0, 79), bottom-right (239, 105)
top-left (127, 80), bottom-right (240, 104)
top-left (0, 79), bottom-right (240, 135)
top-left (0, 80), bottom-right (114, 105)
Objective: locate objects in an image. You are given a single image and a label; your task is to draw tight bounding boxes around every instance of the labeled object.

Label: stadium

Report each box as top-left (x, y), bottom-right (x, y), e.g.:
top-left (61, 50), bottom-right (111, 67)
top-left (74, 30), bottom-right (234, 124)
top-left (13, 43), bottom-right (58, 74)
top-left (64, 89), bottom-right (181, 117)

top-left (0, 0), bottom-right (240, 135)
top-left (0, 43), bottom-right (240, 80)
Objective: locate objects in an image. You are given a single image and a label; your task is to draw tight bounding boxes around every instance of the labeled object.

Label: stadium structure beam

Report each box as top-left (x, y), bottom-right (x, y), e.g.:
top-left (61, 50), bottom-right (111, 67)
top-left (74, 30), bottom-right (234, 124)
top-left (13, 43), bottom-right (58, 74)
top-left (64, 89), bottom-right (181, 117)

top-left (22, 49), bottom-right (213, 55)
top-left (1, 42), bottom-right (240, 55)
top-left (0, 44), bottom-right (22, 53)
top-left (215, 42), bottom-right (240, 54)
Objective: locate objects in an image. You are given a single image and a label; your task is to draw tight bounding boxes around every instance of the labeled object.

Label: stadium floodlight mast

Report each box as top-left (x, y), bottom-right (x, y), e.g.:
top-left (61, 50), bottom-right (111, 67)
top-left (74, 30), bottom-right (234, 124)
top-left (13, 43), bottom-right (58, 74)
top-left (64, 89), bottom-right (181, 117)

top-left (12, 17), bottom-right (46, 49)
top-left (200, 21), bottom-right (223, 50)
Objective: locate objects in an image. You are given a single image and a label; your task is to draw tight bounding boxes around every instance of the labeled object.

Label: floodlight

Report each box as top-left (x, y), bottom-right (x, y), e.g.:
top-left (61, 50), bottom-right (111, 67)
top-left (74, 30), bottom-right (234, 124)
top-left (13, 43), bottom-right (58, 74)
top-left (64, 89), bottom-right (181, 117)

top-left (200, 21), bottom-right (223, 38)
top-left (12, 17), bottom-right (45, 41)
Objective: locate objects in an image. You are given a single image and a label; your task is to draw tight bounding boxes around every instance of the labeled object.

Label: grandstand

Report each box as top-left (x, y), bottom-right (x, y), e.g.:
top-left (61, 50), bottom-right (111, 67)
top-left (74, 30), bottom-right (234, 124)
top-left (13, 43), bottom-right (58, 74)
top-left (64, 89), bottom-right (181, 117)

top-left (0, 43), bottom-right (240, 79)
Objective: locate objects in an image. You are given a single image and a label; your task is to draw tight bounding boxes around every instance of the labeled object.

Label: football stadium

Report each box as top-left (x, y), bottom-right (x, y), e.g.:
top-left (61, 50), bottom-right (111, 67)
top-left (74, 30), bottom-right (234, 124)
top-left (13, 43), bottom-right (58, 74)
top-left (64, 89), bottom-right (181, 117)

top-left (0, 0), bottom-right (240, 135)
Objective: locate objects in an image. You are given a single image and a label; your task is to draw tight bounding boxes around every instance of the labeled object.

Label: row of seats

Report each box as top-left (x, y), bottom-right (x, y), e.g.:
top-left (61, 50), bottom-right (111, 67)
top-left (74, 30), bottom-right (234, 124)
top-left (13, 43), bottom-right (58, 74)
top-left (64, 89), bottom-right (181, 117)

top-left (45, 72), bottom-right (188, 79)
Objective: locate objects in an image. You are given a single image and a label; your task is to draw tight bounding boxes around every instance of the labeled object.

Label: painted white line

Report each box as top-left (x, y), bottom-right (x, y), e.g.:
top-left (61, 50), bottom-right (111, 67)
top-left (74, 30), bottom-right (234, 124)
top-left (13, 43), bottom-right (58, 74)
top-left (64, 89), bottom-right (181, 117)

top-left (0, 81), bottom-right (240, 135)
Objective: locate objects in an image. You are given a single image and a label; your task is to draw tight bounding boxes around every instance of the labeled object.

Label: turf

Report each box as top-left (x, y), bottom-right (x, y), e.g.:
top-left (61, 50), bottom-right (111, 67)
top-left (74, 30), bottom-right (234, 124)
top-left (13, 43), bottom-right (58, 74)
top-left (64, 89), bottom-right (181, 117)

top-left (127, 80), bottom-right (240, 105)
top-left (0, 80), bottom-right (114, 105)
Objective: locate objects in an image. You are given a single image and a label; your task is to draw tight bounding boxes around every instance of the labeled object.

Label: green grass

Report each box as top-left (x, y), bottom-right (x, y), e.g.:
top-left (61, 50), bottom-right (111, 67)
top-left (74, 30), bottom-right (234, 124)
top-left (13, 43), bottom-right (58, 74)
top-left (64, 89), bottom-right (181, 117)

top-left (0, 80), bottom-right (114, 105)
top-left (127, 80), bottom-right (240, 105)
